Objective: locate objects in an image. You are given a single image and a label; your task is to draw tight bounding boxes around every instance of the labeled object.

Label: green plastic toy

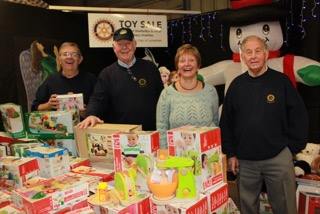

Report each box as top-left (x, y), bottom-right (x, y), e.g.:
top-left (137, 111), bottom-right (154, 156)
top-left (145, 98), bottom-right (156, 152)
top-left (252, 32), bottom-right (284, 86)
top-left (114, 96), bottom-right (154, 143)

top-left (157, 156), bottom-right (196, 199)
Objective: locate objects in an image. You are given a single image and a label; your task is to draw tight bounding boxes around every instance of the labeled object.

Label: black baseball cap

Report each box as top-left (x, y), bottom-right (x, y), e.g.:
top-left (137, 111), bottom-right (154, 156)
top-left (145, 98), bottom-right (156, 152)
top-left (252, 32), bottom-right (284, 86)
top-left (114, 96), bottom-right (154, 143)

top-left (113, 27), bottom-right (134, 41)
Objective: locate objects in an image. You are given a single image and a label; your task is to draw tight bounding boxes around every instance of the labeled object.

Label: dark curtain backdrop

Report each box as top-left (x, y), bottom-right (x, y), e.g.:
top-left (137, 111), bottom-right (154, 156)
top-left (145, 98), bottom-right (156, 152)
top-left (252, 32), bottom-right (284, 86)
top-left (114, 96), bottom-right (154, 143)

top-left (0, 1), bottom-right (319, 142)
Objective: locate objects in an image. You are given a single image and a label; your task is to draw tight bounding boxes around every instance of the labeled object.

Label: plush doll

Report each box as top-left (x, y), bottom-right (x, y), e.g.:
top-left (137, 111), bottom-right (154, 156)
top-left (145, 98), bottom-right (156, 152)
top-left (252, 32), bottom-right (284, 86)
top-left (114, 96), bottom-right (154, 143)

top-left (199, 0), bottom-right (320, 93)
top-left (294, 143), bottom-right (320, 177)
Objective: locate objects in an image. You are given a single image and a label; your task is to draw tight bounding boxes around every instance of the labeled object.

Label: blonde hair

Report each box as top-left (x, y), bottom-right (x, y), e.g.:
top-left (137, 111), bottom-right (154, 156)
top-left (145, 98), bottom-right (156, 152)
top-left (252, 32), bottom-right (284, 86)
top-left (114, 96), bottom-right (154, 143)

top-left (174, 44), bottom-right (201, 70)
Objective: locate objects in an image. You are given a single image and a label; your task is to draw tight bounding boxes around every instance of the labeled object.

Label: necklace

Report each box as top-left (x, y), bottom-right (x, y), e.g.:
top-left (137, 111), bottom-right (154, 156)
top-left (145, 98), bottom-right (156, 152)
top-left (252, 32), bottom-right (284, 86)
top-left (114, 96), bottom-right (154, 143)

top-left (179, 80), bottom-right (198, 91)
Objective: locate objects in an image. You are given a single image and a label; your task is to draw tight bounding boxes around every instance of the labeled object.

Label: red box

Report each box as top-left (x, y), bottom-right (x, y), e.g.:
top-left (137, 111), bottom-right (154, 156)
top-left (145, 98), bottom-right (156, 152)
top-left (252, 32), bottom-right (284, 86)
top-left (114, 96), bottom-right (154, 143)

top-left (299, 191), bottom-right (320, 214)
top-left (205, 182), bottom-right (229, 213)
top-left (167, 126), bottom-right (223, 192)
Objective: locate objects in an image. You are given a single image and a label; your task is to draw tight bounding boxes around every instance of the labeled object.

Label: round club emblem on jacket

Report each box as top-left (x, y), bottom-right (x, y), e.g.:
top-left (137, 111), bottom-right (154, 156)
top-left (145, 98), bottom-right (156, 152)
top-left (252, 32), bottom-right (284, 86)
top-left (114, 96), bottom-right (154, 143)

top-left (266, 94), bottom-right (275, 103)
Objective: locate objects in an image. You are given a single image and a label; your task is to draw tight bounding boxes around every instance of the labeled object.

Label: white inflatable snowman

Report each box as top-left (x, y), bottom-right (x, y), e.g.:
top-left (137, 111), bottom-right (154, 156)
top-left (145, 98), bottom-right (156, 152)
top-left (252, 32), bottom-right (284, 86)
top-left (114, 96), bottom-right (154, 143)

top-left (199, 0), bottom-right (320, 93)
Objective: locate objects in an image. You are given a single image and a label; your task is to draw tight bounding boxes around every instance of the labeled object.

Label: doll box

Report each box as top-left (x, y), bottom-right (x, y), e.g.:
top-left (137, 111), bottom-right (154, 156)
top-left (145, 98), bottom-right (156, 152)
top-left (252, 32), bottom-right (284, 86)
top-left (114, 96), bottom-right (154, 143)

top-left (205, 182), bottom-right (229, 213)
top-left (74, 123), bottom-right (142, 168)
top-left (167, 126), bottom-right (223, 192)
top-left (0, 156), bottom-right (39, 188)
top-left (0, 103), bottom-right (26, 138)
top-left (26, 146), bottom-right (70, 178)
top-left (150, 194), bottom-right (208, 214)
top-left (26, 111), bottom-right (74, 139)
top-left (12, 173), bottom-right (90, 214)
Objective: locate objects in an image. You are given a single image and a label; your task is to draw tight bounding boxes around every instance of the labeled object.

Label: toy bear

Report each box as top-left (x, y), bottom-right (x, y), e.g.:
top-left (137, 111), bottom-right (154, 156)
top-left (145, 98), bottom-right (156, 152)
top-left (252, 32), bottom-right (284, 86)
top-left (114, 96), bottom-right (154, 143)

top-left (294, 143), bottom-right (320, 177)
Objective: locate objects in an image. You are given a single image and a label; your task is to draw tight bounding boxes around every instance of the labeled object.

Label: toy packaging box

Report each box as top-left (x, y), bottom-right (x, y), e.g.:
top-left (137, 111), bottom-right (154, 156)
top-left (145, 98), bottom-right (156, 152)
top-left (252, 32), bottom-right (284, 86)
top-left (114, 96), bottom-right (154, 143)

top-left (11, 142), bottom-right (44, 157)
top-left (112, 131), bottom-right (160, 190)
top-left (43, 139), bottom-right (78, 156)
top-left (71, 165), bottom-right (114, 182)
top-left (0, 204), bottom-right (24, 213)
top-left (69, 157), bottom-right (91, 170)
top-left (0, 156), bottom-right (39, 188)
top-left (12, 173), bottom-right (91, 214)
top-left (298, 190), bottom-right (320, 214)
top-left (167, 126), bottom-right (223, 192)
top-left (0, 190), bottom-right (12, 208)
top-left (26, 146), bottom-right (70, 178)
top-left (74, 123), bottom-right (142, 169)
top-left (150, 194), bottom-right (208, 214)
top-left (205, 182), bottom-right (229, 213)
top-left (0, 103), bottom-right (26, 138)
top-left (56, 93), bottom-right (84, 125)
top-left (95, 193), bottom-right (150, 214)
top-left (25, 111), bottom-right (74, 139)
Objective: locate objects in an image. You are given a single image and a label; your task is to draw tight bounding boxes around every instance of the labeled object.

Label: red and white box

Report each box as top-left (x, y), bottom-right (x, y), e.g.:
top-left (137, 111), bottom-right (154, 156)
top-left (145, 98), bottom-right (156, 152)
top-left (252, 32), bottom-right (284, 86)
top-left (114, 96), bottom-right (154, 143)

top-left (12, 173), bottom-right (91, 214)
top-left (151, 194), bottom-right (208, 214)
top-left (205, 182), bottom-right (229, 213)
top-left (95, 193), bottom-right (150, 214)
top-left (71, 165), bottom-right (114, 182)
top-left (0, 156), bottom-right (39, 188)
top-left (113, 131), bottom-right (160, 190)
top-left (0, 204), bottom-right (24, 213)
top-left (168, 126), bottom-right (223, 192)
top-left (298, 191), bottom-right (320, 214)
top-left (69, 157), bottom-right (91, 170)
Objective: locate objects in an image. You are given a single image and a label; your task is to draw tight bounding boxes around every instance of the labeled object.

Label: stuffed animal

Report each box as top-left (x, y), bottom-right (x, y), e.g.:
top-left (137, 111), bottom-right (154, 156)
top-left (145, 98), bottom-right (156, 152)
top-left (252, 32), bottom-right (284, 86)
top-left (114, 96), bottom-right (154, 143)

top-left (294, 143), bottom-right (320, 177)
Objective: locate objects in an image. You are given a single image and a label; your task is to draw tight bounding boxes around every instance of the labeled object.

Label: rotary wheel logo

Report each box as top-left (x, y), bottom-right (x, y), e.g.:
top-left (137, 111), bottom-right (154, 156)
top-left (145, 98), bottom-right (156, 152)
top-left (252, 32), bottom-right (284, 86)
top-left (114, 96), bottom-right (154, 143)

top-left (93, 19), bottom-right (114, 41)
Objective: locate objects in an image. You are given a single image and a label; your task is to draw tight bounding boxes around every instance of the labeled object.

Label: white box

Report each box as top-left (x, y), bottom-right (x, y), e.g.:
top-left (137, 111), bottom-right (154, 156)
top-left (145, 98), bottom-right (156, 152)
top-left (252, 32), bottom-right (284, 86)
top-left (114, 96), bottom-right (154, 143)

top-left (56, 93), bottom-right (84, 125)
top-left (0, 103), bottom-right (25, 138)
top-left (26, 146), bottom-right (70, 178)
top-left (168, 126), bottom-right (223, 192)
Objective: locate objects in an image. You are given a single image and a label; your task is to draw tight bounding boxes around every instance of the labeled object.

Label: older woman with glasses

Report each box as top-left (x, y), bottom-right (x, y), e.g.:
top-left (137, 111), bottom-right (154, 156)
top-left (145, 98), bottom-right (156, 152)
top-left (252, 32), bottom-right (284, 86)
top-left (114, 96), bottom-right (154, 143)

top-left (31, 42), bottom-right (96, 112)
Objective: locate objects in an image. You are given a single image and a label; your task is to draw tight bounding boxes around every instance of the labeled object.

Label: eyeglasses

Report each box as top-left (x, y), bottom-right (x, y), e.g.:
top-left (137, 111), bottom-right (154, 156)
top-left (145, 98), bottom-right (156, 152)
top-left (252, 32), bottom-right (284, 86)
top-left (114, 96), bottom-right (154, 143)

top-left (60, 52), bottom-right (81, 58)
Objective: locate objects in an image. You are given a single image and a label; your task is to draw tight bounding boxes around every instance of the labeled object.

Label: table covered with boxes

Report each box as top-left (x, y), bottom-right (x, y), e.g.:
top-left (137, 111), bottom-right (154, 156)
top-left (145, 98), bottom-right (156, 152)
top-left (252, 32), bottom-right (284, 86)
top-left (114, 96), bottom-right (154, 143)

top-left (0, 103), bottom-right (240, 213)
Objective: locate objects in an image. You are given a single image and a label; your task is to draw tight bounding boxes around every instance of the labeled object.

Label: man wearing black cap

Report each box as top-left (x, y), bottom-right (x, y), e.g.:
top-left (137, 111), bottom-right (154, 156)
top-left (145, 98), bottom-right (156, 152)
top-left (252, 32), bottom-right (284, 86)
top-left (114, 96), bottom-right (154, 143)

top-left (78, 27), bottom-right (163, 130)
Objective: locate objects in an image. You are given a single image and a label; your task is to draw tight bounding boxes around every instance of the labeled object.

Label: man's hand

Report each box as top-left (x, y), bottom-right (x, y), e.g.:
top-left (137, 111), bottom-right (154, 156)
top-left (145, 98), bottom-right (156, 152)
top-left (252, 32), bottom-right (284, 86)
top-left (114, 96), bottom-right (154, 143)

top-left (77, 115), bottom-right (103, 129)
top-left (38, 94), bottom-right (59, 111)
top-left (228, 156), bottom-right (239, 175)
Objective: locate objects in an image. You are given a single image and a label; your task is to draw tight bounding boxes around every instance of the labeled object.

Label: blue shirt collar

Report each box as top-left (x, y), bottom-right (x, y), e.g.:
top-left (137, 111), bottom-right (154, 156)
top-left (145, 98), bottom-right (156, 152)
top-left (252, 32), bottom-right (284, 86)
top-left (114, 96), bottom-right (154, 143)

top-left (118, 57), bottom-right (136, 69)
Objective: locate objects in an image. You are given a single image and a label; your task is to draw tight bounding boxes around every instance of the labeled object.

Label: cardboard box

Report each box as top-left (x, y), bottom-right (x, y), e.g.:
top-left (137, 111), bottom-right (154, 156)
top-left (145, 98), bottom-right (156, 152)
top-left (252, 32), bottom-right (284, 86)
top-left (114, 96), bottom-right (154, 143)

top-left (0, 156), bottom-right (39, 188)
top-left (74, 123), bottom-right (141, 169)
top-left (26, 146), bottom-right (70, 178)
top-left (56, 93), bottom-right (84, 125)
top-left (0, 204), bottom-right (24, 213)
top-left (205, 182), bottom-right (229, 213)
top-left (71, 165), bottom-right (114, 182)
top-left (150, 194), bottom-right (208, 214)
top-left (298, 191), bottom-right (320, 214)
top-left (167, 126), bottom-right (223, 192)
top-left (12, 173), bottom-right (92, 214)
top-left (11, 142), bottom-right (44, 157)
top-left (69, 157), bottom-right (91, 170)
top-left (0, 103), bottom-right (26, 138)
top-left (113, 131), bottom-right (159, 190)
top-left (101, 194), bottom-right (150, 214)
top-left (26, 111), bottom-right (74, 139)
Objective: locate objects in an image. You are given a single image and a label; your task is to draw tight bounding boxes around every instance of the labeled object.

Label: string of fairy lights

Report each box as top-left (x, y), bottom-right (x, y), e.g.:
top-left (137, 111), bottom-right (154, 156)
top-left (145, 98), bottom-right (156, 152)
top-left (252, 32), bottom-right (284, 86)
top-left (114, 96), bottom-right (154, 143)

top-left (167, 0), bottom-right (320, 47)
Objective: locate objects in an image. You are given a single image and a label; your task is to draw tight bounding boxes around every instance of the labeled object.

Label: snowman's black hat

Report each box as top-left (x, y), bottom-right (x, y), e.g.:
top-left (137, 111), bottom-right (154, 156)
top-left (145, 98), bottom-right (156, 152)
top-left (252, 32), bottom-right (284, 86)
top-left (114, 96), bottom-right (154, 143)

top-left (219, 0), bottom-right (288, 26)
